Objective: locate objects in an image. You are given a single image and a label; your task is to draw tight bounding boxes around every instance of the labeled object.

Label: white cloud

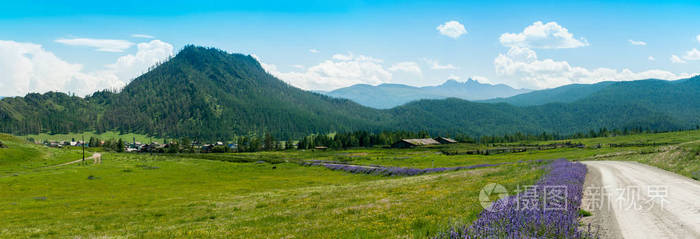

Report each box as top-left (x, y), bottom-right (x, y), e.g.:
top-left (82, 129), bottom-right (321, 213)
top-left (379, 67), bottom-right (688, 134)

top-left (697, 34), bottom-right (700, 43)
top-left (499, 21), bottom-right (588, 49)
top-left (291, 64), bottom-right (304, 69)
top-left (0, 40), bottom-right (118, 96)
top-left (105, 40), bottom-right (174, 83)
top-left (494, 46), bottom-right (693, 89)
top-left (447, 74), bottom-right (461, 81)
top-left (388, 61), bottom-right (422, 75)
top-left (331, 53), bottom-right (382, 62)
top-left (255, 53), bottom-right (392, 91)
top-left (436, 20), bottom-right (467, 39)
top-left (648, 56), bottom-right (655, 61)
top-left (628, 39), bottom-right (647, 46)
top-left (131, 34), bottom-right (154, 39)
top-left (423, 58), bottom-right (457, 70)
top-left (55, 38), bottom-right (134, 52)
top-left (470, 76), bottom-right (494, 85)
top-left (683, 48), bottom-right (700, 60)
top-left (670, 55), bottom-right (686, 64)
top-left (0, 39), bottom-right (173, 96)
top-left (309, 49), bottom-right (319, 54)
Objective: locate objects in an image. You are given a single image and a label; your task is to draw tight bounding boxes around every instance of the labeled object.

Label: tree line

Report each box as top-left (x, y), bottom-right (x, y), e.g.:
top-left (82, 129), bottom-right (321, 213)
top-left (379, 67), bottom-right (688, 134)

top-left (73, 125), bottom-right (699, 154)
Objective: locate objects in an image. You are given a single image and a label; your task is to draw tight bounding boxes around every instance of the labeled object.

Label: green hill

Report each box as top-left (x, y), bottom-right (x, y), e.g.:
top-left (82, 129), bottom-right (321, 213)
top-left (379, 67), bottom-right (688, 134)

top-left (480, 81), bottom-right (616, 106)
top-left (0, 46), bottom-right (698, 140)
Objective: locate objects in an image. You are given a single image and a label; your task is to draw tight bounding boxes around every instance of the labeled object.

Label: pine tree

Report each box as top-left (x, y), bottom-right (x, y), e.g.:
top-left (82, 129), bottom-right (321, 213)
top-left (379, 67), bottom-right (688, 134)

top-left (285, 139), bottom-right (295, 150)
top-left (263, 132), bottom-right (274, 151)
top-left (116, 138), bottom-right (124, 152)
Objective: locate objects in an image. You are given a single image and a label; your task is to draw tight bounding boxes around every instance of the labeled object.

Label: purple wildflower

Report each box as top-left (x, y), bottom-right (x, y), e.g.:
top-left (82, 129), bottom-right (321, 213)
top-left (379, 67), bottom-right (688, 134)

top-left (434, 159), bottom-right (594, 239)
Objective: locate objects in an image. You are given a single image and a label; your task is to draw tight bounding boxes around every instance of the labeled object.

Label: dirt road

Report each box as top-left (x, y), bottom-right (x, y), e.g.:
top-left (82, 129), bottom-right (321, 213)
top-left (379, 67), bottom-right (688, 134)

top-left (582, 161), bottom-right (700, 239)
top-left (53, 152), bottom-right (102, 167)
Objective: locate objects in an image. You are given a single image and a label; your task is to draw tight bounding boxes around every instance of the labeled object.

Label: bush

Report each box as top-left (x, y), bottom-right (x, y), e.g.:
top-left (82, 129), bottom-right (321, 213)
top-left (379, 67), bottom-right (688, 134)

top-left (0, 140), bottom-right (6, 148)
top-left (211, 145), bottom-right (230, 153)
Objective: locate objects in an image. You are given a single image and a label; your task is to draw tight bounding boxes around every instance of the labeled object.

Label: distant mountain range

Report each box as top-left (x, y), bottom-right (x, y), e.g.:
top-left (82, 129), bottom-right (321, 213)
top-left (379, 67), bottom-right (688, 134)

top-left (320, 79), bottom-right (531, 109)
top-left (1, 46), bottom-right (698, 140)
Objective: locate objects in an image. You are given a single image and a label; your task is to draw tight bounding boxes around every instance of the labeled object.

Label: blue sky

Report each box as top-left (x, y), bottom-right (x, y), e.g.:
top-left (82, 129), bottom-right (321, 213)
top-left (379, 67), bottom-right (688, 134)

top-left (1, 0), bottom-right (700, 96)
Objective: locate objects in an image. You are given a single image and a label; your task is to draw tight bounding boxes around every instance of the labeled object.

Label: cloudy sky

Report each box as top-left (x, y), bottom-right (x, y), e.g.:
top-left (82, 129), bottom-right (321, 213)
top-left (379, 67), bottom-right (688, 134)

top-left (1, 0), bottom-right (700, 96)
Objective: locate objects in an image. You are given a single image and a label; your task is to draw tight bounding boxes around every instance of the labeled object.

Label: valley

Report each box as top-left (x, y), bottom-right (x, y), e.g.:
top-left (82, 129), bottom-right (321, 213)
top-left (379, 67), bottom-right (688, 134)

top-left (1, 130), bottom-right (698, 238)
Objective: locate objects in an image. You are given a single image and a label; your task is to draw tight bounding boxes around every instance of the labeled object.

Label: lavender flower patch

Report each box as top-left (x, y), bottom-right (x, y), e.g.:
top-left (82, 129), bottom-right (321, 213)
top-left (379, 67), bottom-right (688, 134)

top-left (435, 158), bottom-right (592, 239)
top-left (300, 160), bottom-right (543, 177)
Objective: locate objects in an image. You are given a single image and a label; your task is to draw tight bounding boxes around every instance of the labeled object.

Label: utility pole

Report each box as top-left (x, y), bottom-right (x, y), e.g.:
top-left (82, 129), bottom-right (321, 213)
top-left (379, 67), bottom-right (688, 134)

top-left (82, 135), bottom-right (85, 165)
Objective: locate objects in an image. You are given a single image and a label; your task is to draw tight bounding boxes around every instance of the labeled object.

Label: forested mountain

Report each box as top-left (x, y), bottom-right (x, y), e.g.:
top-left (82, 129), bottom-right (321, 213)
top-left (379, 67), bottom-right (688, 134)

top-left (575, 79), bottom-right (700, 125)
top-left (323, 79), bottom-right (530, 109)
top-left (0, 46), bottom-right (698, 140)
top-left (480, 81), bottom-right (616, 106)
top-left (388, 97), bottom-right (685, 137)
top-left (99, 46), bottom-right (388, 140)
top-left (480, 78), bottom-right (700, 124)
top-left (0, 92), bottom-right (105, 134)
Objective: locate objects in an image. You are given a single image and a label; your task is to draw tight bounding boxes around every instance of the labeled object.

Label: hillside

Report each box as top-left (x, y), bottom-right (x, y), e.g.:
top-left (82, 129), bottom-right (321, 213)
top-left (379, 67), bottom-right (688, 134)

top-left (388, 97), bottom-right (685, 136)
top-left (323, 79), bottom-right (530, 109)
top-left (481, 81), bottom-right (616, 106)
top-left (576, 79), bottom-right (700, 123)
top-left (480, 78), bottom-right (698, 107)
top-left (1, 46), bottom-right (699, 140)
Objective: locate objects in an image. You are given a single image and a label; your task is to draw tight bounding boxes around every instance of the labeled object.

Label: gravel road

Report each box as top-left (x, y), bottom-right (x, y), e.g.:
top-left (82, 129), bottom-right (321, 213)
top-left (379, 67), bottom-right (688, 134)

top-left (582, 161), bottom-right (700, 239)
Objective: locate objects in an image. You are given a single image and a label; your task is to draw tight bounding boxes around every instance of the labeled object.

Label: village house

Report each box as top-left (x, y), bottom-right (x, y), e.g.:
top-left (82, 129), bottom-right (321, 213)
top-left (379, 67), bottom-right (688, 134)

top-left (200, 144), bottom-right (214, 153)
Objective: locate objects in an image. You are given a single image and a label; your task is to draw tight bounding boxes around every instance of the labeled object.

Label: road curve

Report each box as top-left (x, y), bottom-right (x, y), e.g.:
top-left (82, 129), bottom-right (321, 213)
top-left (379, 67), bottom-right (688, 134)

top-left (582, 161), bottom-right (700, 239)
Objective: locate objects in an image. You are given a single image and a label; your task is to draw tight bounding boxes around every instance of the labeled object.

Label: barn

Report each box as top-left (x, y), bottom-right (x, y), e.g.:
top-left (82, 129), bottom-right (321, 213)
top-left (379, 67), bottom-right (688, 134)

top-left (391, 138), bottom-right (441, 148)
top-left (434, 137), bottom-right (457, 144)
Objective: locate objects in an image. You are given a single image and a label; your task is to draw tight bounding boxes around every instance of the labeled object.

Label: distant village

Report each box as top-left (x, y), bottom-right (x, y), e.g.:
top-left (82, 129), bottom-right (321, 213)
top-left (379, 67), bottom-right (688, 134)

top-left (40, 138), bottom-right (238, 153)
top-left (38, 136), bottom-right (460, 153)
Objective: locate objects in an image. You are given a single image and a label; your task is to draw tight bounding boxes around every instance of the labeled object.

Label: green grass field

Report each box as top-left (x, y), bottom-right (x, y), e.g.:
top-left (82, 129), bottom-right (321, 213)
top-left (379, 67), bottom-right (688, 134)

top-left (0, 134), bottom-right (82, 175)
top-left (1, 130), bottom-right (698, 238)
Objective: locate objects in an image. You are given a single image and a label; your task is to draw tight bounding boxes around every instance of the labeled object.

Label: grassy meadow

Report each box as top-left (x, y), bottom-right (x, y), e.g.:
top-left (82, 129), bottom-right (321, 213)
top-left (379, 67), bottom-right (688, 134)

top-left (1, 130), bottom-right (699, 238)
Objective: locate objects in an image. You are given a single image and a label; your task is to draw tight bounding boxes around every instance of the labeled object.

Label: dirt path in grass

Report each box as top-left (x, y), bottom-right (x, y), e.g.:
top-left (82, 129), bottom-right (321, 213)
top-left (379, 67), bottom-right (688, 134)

top-left (53, 153), bottom-right (102, 167)
top-left (582, 161), bottom-right (700, 239)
